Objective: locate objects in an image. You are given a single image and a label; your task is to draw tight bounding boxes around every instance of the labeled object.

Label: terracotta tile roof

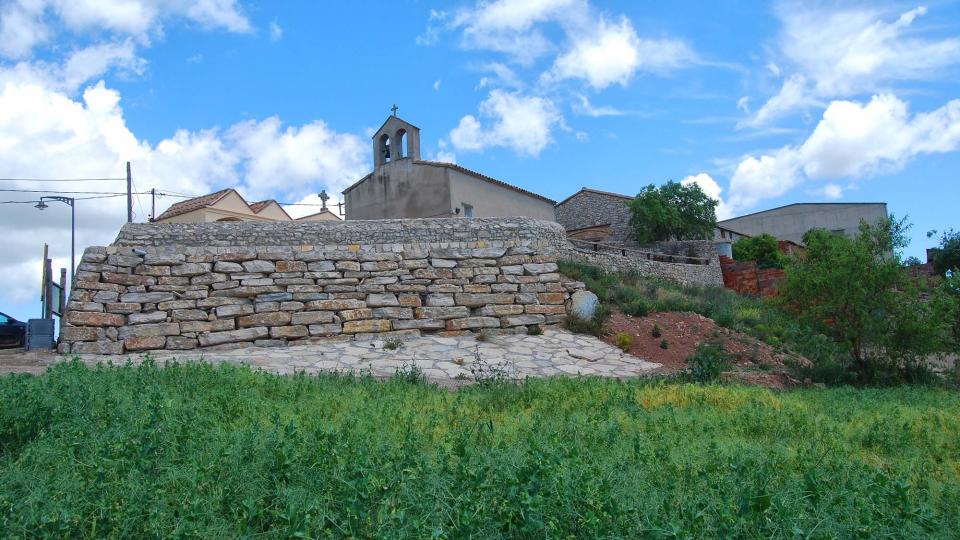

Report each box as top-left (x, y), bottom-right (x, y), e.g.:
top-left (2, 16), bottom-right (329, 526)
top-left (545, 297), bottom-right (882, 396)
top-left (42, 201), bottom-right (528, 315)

top-left (153, 188), bottom-right (235, 221)
top-left (248, 200), bottom-right (272, 213)
top-left (342, 160), bottom-right (555, 205)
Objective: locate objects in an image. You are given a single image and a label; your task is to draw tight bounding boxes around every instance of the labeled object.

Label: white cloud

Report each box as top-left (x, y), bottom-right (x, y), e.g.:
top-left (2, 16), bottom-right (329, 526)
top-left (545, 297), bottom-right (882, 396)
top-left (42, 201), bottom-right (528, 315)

top-left (0, 40), bottom-right (146, 93)
top-left (269, 20), bottom-right (283, 42)
top-left (736, 96), bottom-right (750, 114)
top-left (0, 80), bottom-right (368, 316)
top-left (729, 94), bottom-right (960, 210)
top-left (680, 172), bottom-right (732, 220)
top-left (546, 15), bottom-right (694, 89)
top-left (435, 149), bottom-right (457, 163)
top-left (572, 94), bottom-right (623, 117)
top-left (449, 90), bottom-right (561, 156)
top-left (821, 184), bottom-right (843, 199)
top-left (0, 0), bottom-right (251, 59)
top-left (450, 0), bottom-right (579, 65)
top-left (745, 4), bottom-right (960, 126)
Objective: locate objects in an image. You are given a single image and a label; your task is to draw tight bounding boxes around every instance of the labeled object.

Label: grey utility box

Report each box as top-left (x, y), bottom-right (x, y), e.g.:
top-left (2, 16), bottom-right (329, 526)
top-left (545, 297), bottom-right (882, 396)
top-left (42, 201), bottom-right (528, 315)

top-left (26, 319), bottom-right (55, 351)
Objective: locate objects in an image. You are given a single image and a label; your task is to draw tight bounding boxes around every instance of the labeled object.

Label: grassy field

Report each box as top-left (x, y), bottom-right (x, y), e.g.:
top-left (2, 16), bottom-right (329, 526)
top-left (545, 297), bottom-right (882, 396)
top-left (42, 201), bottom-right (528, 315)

top-left (2, 361), bottom-right (959, 538)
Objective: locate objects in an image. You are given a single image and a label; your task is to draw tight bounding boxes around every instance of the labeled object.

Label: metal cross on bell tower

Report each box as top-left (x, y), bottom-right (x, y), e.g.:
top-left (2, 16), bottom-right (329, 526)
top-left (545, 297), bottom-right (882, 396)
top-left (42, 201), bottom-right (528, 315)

top-left (391, 104), bottom-right (398, 116)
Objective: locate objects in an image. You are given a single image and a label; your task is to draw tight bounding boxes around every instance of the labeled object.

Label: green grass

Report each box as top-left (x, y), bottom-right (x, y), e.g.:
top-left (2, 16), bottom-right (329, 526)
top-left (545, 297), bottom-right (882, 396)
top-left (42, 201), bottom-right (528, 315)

top-left (2, 360), bottom-right (959, 538)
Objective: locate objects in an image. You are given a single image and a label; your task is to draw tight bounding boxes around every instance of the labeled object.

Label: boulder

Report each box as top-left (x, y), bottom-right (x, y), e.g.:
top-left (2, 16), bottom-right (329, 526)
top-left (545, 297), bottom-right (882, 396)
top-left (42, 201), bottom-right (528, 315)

top-left (567, 290), bottom-right (599, 321)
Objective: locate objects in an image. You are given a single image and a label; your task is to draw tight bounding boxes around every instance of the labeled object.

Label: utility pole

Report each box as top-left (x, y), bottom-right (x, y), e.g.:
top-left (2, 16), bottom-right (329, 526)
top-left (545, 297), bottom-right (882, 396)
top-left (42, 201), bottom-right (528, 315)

top-left (126, 161), bottom-right (132, 223)
top-left (150, 188), bottom-right (155, 222)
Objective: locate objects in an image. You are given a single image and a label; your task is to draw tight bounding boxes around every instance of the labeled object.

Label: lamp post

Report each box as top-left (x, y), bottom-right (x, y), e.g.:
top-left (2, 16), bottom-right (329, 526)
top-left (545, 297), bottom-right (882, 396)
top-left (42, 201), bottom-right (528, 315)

top-left (35, 196), bottom-right (75, 282)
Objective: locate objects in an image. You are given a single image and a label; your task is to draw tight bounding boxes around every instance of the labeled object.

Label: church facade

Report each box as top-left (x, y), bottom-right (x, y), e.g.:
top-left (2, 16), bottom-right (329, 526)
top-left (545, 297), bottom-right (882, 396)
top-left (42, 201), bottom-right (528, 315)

top-left (342, 114), bottom-right (556, 221)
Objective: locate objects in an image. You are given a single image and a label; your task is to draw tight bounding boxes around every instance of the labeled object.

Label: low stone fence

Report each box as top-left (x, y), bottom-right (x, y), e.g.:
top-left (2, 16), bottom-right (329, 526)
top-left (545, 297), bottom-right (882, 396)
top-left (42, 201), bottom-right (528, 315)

top-left (60, 219), bottom-right (583, 354)
top-left (562, 240), bottom-right (723, 286)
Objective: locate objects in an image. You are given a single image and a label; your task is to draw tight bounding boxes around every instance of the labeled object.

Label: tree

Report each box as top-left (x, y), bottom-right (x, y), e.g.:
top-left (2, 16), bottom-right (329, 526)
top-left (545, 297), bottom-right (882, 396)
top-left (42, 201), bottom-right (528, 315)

top-left (927, 228), bottom-right (960, 276)
top-left (778, 216), bottom-right (956, 382)
top-left (732, 234), bottom-right (785, 268)
top-left (627, 181), bottom-right (717, 244)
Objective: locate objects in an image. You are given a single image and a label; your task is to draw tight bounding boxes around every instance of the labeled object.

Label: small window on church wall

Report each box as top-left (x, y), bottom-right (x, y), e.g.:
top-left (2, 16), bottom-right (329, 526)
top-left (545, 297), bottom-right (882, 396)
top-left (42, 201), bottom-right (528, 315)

top-left (462, 203), bottom-right (474, 217)
top-left (396, 129), bottom-right (407, 159)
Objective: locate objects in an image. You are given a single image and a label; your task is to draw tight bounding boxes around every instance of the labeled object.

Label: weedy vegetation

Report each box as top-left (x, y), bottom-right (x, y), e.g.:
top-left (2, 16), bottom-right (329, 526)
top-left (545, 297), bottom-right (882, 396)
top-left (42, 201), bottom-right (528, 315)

top-left (1, 360), bottom-right (959, 537)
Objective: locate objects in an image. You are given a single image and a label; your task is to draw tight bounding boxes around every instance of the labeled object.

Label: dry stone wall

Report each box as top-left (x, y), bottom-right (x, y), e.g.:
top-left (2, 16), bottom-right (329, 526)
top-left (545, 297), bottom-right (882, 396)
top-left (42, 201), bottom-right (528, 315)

top-left (562, 241), bottom-right (723, 286)
top-left (60, 219), bottom-right (583, 354)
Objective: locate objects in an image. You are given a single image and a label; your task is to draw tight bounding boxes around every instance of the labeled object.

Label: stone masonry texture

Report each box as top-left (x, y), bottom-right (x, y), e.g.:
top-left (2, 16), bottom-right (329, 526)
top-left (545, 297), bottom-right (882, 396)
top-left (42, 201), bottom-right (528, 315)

top-left (61, 217), bottom-right (721, 354)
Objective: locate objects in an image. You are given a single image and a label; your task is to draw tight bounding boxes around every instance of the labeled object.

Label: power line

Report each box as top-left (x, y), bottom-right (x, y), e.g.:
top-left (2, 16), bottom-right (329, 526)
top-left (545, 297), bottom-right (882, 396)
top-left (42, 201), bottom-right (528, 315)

top-left (0, 193), bottom-right (129, 204)
top-left (0, 178), bottom-right (127, 184)
top-left (0, 188), bottom-right (153, 195)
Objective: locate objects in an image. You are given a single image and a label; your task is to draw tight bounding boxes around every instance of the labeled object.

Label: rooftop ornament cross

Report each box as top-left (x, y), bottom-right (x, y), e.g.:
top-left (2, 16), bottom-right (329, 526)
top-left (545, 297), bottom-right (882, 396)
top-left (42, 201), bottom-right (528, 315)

top-left (391, 103), bottom-right (398, 116)
top-left (35, 195), bottom-right (76, 282)
top-left (318, 189), bottom-right (329, 211)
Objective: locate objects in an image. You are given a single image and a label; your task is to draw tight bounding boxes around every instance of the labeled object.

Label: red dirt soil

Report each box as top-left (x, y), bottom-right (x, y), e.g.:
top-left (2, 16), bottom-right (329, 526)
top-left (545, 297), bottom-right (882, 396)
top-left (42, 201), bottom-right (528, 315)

top-left (602, 309), bottom-right (806, 389)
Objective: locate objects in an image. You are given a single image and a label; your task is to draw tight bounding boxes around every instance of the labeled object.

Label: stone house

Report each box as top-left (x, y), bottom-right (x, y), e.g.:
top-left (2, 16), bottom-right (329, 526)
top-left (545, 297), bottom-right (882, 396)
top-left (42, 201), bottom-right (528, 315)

top-left (153, 188), bottom-right (341, 223)
top-left (342, 114), bottom-right (556, 221)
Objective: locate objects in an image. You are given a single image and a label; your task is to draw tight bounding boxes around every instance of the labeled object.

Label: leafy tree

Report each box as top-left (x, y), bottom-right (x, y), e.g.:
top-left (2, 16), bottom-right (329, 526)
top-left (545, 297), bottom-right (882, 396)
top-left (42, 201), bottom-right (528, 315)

top-left (778, 216), bottom-right (956, 382)
top-left (927, 228), bottom-right (960, 276)
top-left (732, 234), bottom-right (785, 268)
top-left (903, 256), bottom-right (923, 266)
top-left (628, 181), bottom-right (717, 244)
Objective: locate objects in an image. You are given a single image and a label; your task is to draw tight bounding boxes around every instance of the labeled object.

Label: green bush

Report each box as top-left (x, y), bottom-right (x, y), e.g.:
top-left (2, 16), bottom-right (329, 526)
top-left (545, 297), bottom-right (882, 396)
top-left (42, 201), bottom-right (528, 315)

top-left (660, 339), bottom-right (669, 349)
top-left (615, 332), bottom-right (633, 352)
top-left (685, 341), bottom-right (732, 382)
top-left (651, 324), bottom-right (662, 338)
top-left (732, 233), bottom-right (785, 268)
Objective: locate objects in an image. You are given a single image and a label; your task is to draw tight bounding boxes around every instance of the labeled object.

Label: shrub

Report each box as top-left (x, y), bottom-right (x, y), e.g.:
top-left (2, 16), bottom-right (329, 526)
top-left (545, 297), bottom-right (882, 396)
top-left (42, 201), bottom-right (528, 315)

top-left (660, 339), bottom-right (669, 349)
top-left (526, 324), bottom-right (543, 336)
top-left (732, 233), bottom-right (785, 268)
top-left (627, 181), bottom-right (718, 243)
top-left (685, 342), bottom-right (732, 382)
top-left (615, 332), bottom-right (633, 352)
top-left (651, 324), bottom-right (662, 338)
top-left (620, 298), bottom-right (651, 317)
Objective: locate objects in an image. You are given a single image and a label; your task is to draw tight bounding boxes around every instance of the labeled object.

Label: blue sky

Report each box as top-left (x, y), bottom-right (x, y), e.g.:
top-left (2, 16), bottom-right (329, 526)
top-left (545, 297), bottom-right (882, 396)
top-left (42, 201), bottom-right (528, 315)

top-left (1, 0), bottom-right (959, 321)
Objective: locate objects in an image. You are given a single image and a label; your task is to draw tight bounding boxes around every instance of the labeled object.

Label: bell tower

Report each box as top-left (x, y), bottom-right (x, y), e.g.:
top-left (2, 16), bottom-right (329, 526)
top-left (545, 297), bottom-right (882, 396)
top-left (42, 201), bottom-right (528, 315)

top-left (372, 105), bottom-right (421, 167)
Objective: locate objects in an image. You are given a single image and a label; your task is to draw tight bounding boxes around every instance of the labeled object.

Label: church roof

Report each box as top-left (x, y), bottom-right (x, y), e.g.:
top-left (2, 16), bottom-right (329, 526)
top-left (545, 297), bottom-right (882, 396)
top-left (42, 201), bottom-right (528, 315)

top-left (554, 187), bottom-right (633, 207)
top-left (342, 160), bottom-right (555, 205)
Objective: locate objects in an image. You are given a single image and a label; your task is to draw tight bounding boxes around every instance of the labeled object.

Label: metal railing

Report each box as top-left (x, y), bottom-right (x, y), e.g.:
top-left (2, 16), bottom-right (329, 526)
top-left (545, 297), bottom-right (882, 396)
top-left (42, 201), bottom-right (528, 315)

top-left (567, 238), bottom-right (711, 265)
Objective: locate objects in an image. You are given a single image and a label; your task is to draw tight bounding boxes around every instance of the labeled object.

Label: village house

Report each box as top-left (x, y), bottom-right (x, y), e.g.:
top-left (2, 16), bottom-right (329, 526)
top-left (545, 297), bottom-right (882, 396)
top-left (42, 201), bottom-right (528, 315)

top-left (342, 113), bottom-right (556, 221)
top-left (152, 188), bottom-right (341, 223)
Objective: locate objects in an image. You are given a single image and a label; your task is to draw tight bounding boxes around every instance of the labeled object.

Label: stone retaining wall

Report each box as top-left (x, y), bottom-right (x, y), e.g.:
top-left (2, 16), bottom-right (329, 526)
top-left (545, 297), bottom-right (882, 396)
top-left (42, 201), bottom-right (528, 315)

top-left (61, 219), bottom-right (584, 354)
top-left (562, 243), bottom-right (723, 286)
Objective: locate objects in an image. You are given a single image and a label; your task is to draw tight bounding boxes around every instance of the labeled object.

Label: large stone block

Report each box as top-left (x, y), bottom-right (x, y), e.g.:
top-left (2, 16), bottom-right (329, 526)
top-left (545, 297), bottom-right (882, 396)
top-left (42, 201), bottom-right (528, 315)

top-left (72, 340), bottom-right (124, 354)
top-left (371, 307), bottom-right (413, 319)
top-left (128, 311), bottom-right (168, 325)
top-left (270, 325), bottom-right (309, 339)
top-left (335, 260), bottom-right (361, 271)
top-left (446, 317), bottom-right (501, 330)
top-left (171, 262), bottom-right (212, 276)
top-left (501, 314), bottom-right (546, 327)
top-left (256, 292), bottom-right (294, 303)
top-left (397, 293), bottom-right (421, 307)
top-left (291, 311), bottom-right (335, 325)
top-left (143, 254), bottom-right (185, 265)
top-left (213, 261), bottom-right (244, 273)
top-left (120, 291), bottom-right (176, 303)
top-left (454, 293), bottom-right (514, 307)
top-left (124, 335), bottom-right (167, 351)
top-left (276, 260), bottom-right (307, 272)
top-left (180, 319), bottom-right (235, 333)
top-left (366, 293), bottom-right (399, 307)
top-left (118, 322), bottom-right (180, 340)
top-left (343, 320), bottom-right (392, 333)
top-left (308, 323), bottom-right (343, 336)
top-left (524, 304), bottom-right (566, 315)
top-left (66, 311), bottom-right (125, 327)
top-left (242, 260), bottom-right (276, 273)
top-left (215, 304), bottom-right (255, 318)
top-left (102, 272), bottom-right (155, 286)
top-left (476, 305), bottom-right (525, 316)
top-left (523, 262), bottom-right (559, 275)
top-left (157, 299), bottom-right (197, 310)
top-left (305, 299), bottom-right (366, 311)
top-left (105, 302), bottom-right (141, 314)
top-left (307, 261), bottom-right (336, 272)
top-left (191, 273), bottom-right (228, 286)
top-left (166, 336), bottom-right (198, 350)
top-left (92, 290), bottom-right (119, 303)
top-left (238, 312), bottom-right (291, 327)
top-left (61, 326), bottom-right (99, 341)
top-left (198, 327), bottom-right (269, 347)
top-left (414, 306), bottom-right (470, 320)
top-left (537, 292), bottom-right (566, 305)
top-left (392, 319), bottom-right (445, 330)
top-left (172, 309), bottom-right (209, 321)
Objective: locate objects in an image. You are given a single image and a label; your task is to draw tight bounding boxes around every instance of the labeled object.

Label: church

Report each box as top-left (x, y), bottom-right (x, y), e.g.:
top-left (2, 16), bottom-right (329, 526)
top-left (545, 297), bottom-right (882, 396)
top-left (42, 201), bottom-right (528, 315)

top-left (342, 112), bottom-right (556, 221)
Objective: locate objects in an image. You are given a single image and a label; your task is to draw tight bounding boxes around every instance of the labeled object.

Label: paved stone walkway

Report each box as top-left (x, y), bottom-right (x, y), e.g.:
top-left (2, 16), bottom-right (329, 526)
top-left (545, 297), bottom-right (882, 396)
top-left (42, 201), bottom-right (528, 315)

top-left (2, 330), bottom-right (661, 382)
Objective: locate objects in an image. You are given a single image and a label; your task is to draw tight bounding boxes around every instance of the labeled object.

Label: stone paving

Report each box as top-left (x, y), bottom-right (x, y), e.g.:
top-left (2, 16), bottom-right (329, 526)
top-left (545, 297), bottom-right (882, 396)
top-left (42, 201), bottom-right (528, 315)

top-left (3, 329), bottom-right (661, 382)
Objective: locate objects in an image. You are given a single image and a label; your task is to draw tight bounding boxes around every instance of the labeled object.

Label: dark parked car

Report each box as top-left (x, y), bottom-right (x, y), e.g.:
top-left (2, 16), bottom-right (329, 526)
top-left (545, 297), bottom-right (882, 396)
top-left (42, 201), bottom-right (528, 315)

top-left (0, 311), bottom-right (26, 348)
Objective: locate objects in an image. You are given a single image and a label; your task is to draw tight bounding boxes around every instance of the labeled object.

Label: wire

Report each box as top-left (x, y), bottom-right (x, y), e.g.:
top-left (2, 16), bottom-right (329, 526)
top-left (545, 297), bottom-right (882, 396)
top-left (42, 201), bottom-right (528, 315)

top-left (0, 193), bottom-right (129, 204)
top-left (0, 177), bottom-right (126, 182)
top-left (0, 188), bottom-right (150, 195)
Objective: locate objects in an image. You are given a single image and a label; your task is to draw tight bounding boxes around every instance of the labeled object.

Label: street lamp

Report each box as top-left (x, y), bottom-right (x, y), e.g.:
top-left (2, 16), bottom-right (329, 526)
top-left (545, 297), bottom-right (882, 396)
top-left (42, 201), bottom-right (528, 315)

top-left (35, 196), bottom-right (75, 282)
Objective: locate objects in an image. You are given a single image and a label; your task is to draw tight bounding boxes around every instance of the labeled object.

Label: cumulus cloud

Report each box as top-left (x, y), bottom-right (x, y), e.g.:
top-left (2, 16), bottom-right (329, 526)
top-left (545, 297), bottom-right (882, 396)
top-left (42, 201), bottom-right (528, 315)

top-left (545, 16), bottom-right (695, 89)
top-left (680, 172), bottom-right (732, 220)
top-left (0, 40), bottom-right (146, 93)
top-left (0, 0), bottom-right (251, 58)
top-left (729, 94), bottom-right (960, 210)
top-left (449, 90), bottom-right (562, 156)
top-left (744, 4), bottom-right (960, 126)
top-left (450, 0), bottom-right (579, 65)
top-left (0, 80), bottom-right (368, 315)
